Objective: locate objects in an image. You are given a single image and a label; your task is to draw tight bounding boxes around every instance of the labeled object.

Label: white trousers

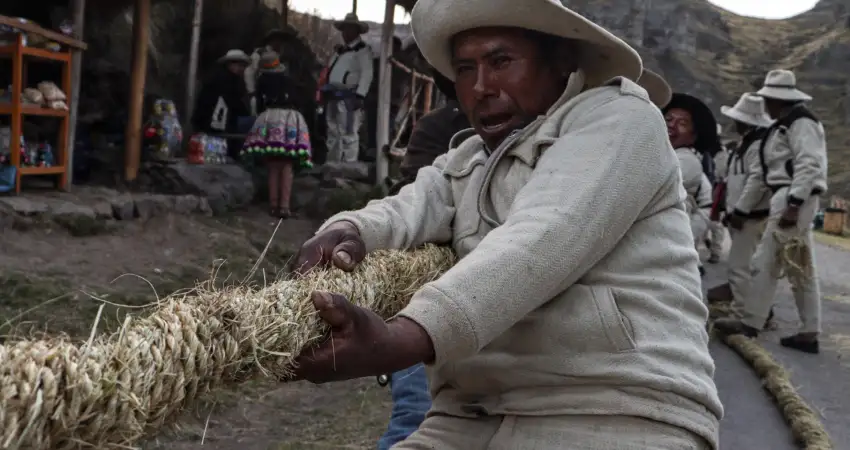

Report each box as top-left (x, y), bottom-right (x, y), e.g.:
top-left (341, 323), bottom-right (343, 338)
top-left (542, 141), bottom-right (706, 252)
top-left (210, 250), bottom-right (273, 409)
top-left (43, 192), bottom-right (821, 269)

top-left (325, 99), bottom-right (363, 163)
top-left (708, 221), bottom-right (725, 257)
top-left (742, 187), bottom-right (821, 334)
top-left (727, 218), bottom-right (765, 308)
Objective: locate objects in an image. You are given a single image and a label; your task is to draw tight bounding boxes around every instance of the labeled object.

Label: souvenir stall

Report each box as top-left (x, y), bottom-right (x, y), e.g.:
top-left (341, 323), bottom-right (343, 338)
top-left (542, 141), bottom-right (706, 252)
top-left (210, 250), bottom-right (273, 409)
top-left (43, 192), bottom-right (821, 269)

top-left (0, 14), bottom-right (86, 194)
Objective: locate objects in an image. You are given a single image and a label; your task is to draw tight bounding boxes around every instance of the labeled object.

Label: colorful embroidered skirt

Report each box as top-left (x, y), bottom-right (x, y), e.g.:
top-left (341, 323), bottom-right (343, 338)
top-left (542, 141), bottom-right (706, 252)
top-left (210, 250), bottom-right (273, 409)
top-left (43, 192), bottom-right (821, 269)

top-left (241, 108), bottom-right (313, 168)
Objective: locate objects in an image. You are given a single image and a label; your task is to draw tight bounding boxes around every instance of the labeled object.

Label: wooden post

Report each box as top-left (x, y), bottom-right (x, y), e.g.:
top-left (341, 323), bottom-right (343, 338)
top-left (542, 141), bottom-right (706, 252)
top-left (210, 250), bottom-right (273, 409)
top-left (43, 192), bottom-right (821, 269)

top-left (375, 0), bottom-right (395, 188)
top-left (184, 0), bottom-right (204, 135)
top-left (423, 80), bottom-right (433, 114)
top-left (124, 0), bottom-right (151, 181)
top-left (65, 0), bottom-right (86, 189)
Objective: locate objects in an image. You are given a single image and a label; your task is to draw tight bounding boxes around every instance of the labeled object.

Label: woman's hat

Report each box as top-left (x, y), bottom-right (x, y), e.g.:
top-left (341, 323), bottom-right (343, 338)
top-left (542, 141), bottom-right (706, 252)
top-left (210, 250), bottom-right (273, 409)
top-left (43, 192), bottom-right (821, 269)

top-left (755, 69), bottom-right (811, 102)
top-left (410, 0), bottom-right (642, 87)
top-left (217, 49), bottom-right (250, 65)
top-left (333, 13), bottom-right (369, 34)
top-left (637, 69), bottom-right (671, 108)
top-left (663, 92), bottom-right (721, 154)
top-left (720, 93), bottom-right (773, 128)
top-left (260, 50), bottom-right (280, 67)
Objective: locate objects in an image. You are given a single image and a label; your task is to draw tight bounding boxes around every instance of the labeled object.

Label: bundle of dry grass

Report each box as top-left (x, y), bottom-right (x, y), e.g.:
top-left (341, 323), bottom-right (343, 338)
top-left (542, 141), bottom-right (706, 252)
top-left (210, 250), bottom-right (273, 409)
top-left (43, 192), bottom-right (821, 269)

top-left (709, 302), bottom-right (833, 450)
top-left (0, 245), bottom-right (456, 450)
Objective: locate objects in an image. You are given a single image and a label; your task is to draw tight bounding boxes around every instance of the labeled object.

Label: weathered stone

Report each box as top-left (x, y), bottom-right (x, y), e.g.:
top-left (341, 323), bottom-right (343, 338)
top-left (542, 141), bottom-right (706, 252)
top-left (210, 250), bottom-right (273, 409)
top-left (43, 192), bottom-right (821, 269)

top-left (0, 197), bottom-right (48, 216)
top-left (134, 194), bottom-right (174, 220)
top-left (173, 195), bottom-right (201, 215)
top-left (111, 194), bottom-right (136, 220)
top-left (167, 162), bottom-right (255, 214)
top-left (198, 197), bottom-right (213, 216)
top-left (320, 161), bottom-right (371, 182)
top-left (92, 201), bottom-right (114, 220)
top-left (49, 201), bottom-right (103, 236)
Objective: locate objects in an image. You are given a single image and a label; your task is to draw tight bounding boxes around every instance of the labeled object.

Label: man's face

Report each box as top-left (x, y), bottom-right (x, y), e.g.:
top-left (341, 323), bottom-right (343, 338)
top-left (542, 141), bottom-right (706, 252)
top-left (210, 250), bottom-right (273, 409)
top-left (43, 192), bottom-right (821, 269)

top-left (450, 27), bottom-right (570, 150)
top-left (664, 107), bottom-right (696, 149)
top-left (734, 120), bottom-right (750, 136)
top-left (341, 26), bottom-right (360, 44)
top-left (228, 62), bottom-right (247, 76)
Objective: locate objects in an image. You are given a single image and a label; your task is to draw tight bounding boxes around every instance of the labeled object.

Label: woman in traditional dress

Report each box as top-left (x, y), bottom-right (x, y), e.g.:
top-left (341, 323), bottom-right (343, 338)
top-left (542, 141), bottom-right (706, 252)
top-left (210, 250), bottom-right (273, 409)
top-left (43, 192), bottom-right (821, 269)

top-left (242, 50), bottom-right (313, 218)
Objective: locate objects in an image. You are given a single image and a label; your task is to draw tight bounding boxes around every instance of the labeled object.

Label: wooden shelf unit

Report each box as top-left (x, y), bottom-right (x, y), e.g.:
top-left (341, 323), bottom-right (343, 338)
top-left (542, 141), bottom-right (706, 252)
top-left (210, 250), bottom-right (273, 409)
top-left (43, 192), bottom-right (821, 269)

top-left (0, 32), bottom-right (73, 193)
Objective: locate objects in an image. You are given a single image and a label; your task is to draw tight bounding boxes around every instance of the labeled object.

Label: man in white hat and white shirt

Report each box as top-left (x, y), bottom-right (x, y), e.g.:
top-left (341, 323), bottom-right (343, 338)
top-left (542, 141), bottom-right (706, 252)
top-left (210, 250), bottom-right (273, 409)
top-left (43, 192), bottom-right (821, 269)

top-left (322, 13), bottom-right (374, 163)
top-left (289, 0), bottom-right (722, 447)
top-left (716, 69), bottom-right (827, 354)
top-left (706, 93), bottom-right (774, 313)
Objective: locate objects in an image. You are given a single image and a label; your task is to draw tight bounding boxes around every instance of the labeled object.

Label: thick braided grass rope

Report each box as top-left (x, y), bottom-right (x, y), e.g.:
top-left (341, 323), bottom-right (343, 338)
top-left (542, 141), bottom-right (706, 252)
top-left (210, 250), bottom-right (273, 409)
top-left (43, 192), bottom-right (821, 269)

top-left (0, 245), bottom-right (456, 450)
top-left (709, 303), bottom-right (833, 450)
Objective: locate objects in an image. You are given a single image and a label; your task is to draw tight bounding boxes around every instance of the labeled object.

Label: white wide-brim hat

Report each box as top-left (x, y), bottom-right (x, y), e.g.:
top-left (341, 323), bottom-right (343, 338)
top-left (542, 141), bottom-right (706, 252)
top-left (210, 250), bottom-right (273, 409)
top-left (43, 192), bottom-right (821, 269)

top-left (755, 69), bottom-right (811, 102)
top-left (720, 92), bottom-right (773, 128)
top-left (334, 13), bottom-right (369, 34)
top-left (637, 69), bottom-right (671, 108)
top-left (217, 49), bottom-right (251, 65)
top-left (410, 0), bottom-right (643, 88)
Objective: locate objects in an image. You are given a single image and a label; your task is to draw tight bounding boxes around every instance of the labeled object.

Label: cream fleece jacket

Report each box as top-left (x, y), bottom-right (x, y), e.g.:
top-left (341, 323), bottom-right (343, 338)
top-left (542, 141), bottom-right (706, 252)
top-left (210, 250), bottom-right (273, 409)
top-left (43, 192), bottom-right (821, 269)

top-left (728, 138), bottom-right (772, 216)
top-left (738, 116), bottom-right (827, 213)
top-left (321, 77), bottom-right (722, 448)
top-left (676, 147), bottom-right (713, 209)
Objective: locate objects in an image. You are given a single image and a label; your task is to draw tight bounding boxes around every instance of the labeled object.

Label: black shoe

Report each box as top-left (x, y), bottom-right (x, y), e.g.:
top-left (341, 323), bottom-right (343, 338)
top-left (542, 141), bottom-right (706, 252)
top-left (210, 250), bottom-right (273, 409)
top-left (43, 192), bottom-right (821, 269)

top-left (713, 318), bottom-right (760, 338)
top-left (780, 334), bottom-right (820, 354)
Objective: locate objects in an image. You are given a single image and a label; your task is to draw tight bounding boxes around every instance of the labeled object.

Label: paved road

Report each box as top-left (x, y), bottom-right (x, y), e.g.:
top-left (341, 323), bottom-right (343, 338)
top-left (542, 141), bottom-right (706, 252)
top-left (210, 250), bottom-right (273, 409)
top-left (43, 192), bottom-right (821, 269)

top-left (705, 237), bottom-right (850, 448)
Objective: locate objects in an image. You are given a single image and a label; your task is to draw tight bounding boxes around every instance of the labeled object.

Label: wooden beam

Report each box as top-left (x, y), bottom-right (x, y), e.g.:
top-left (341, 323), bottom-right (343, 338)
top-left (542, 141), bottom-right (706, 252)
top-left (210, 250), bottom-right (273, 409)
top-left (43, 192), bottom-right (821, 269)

top-left (374, 0), bottom-right (395, 188)
top-left (123, 0), bottom-right (151, 181)
top-left (0, 15), bottom-right (87, 50)
top-left (184, 0), bottom-right (204, 136)
top-left (65, 0), bottom-right (87, 189)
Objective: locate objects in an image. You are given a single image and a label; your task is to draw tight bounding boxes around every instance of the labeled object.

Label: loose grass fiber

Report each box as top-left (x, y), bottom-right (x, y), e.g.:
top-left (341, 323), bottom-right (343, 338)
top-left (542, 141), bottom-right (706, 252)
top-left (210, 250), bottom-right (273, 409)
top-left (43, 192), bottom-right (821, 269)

top-left (0, 245), bottom-right (456, 450)
top-left (709, 303), bottom-right (833, 450)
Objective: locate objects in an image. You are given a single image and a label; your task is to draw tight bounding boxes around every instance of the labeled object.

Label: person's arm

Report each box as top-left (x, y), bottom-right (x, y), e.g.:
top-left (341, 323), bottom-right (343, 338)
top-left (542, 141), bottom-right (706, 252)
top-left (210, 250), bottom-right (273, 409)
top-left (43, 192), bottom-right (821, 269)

top-left (398, 95), bottom-right (676, 366)
top-left (697, 173), bottom-right (713, 209)
top-left (787, 118), bottom-right (827, 206)
top-left (355, 49), bottom-right (374, 99)
top-left (734, 140), bottom-right (767, 215)
top-left (317, 153), bottom-right (456, 252)
top-left (244, 51), bottom-right (260, 95)
top-left (677, 151), bottom-right (704, 198)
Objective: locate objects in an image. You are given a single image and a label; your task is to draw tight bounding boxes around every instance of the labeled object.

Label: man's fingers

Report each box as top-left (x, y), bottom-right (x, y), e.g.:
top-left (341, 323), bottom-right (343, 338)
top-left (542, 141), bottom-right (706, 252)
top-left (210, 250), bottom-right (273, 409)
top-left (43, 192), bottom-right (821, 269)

top-left (312, 291), bottom-right (353, 328)
top-left (293, 243), bottom-right (326, 275)
top-left (332, 239), bottom-right (366, 272)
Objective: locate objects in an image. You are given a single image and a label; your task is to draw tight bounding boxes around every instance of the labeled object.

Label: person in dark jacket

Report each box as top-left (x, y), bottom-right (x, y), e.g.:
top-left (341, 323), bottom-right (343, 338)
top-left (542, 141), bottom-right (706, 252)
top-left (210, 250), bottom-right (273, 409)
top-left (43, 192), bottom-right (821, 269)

top-left (241, 50), bottom-right (314, 218)
top-left (378, 68), bottom-right (470, 450)
top-left (387, 70), bottom-right (471, 195)
top-left (192, 49), bottom-right (252, 160)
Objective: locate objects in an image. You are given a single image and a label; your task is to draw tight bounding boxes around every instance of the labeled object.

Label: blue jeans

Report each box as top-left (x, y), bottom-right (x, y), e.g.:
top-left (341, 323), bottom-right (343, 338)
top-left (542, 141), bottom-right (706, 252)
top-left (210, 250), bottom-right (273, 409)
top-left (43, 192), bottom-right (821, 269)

top-left (377, 364), bottom-right (431, 450)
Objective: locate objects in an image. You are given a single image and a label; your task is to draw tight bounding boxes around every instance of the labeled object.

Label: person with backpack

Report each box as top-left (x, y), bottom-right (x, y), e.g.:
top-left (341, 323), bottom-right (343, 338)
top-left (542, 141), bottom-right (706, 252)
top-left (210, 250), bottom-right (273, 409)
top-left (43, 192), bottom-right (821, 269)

top-left (662, 93), bottom-right (720, 277)
top-left (715, 70), bottom-right (827, 354)
top-left (706, 94), bottom-right (774, 313)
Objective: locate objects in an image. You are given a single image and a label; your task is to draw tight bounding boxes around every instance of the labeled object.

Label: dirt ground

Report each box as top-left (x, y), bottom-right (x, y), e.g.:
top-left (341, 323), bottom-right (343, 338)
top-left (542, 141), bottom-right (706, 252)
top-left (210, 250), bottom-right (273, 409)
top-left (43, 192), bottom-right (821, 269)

top-left (0, 207), bottom-right (391, 449)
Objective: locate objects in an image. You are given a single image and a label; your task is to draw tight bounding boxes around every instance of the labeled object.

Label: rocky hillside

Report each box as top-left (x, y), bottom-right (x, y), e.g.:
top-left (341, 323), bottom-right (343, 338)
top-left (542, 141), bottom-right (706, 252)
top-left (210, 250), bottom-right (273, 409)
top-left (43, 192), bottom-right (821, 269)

top-left (571, 0), bottom-right (850, 196)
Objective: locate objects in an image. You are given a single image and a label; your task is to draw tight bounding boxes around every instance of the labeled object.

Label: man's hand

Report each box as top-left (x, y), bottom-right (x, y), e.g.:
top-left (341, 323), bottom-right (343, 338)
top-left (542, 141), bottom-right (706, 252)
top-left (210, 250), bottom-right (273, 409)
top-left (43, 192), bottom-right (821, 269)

top-left (728, 210), bottom-right (746, 230)
top-left (292, 292), bottom-right (433, 383)
top-left (778, 205), bottom-right (800, 229)
top-left (293, 221), bottom-right (366, 274)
